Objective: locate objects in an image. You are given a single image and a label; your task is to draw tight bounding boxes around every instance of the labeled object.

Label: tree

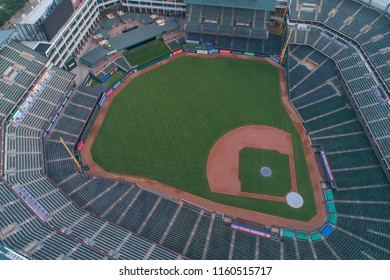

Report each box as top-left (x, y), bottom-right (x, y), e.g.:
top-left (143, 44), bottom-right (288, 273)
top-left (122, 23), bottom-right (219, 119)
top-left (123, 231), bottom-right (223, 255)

top-left (0, 0), bottom-right (28, 27)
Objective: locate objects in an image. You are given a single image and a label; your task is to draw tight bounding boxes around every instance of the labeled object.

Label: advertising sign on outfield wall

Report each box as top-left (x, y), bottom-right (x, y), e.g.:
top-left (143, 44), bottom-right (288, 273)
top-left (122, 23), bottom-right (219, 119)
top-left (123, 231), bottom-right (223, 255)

top-left (244, 52), bottom-right (255, 56)
top-left (220, 49), bottom-right (231, 54)
top-left (99, 93), bottom-right (107, 107)
top-left (81, 164), bottom-right (90, 171)
top-left (196, 50), bottom-right (208, 55)
top-left (173, 49), bottom-right (183, 56)
top-left (185, 40), bottom-right (199, 45)
top-left (122, 70), bottom-right (136, 81)
top-left (77, 140), bottom-right (84, 151)
top-left (255, 53), bottom-right (268, 57)
top-left (184, 49), bottom-right (196, 53)
top-left (270, 55), bottom-right (280, 64)
top-left (113, 81), bottom-right (121, 89)
top-left (208, 49), bottom-right (219, 54)
top-left (106, 88), bottom-right (114, 97)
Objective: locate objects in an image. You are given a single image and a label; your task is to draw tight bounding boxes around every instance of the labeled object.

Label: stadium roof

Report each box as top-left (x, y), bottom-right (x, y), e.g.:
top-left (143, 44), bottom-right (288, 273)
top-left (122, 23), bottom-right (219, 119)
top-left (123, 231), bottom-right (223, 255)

top-left (184, 0), bottom-right (276, 11)
top-left (0, 30), bottom-right (15, 47)
top-left (94, 28), bottom-right (110, 40)
top-left (80, 20), bottom-right (179, 67)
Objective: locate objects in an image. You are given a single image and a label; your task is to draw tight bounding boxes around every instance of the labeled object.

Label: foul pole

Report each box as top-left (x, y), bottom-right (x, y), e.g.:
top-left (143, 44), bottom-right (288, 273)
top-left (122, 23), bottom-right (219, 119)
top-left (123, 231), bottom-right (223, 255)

top-left (60, 137), bottom-right (82, 171)
top-left (280, 28), bottom-right (293, 64)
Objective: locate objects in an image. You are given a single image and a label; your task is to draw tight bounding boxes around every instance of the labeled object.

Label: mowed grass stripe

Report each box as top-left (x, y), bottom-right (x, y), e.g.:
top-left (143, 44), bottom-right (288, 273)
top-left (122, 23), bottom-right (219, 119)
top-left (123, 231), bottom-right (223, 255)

top-left (91, 56), bottom-right (316, 220)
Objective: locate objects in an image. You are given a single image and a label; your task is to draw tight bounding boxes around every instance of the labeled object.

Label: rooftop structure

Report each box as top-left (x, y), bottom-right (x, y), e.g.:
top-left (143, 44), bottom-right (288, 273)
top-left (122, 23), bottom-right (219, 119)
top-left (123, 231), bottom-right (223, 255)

top-left (20, 0), bottom-right (54, 25)
top-left (80, 19), bottom-right (179, 67)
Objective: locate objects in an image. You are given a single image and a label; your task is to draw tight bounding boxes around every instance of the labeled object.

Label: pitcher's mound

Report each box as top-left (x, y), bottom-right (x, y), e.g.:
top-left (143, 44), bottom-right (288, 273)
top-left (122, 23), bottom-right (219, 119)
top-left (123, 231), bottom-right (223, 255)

top-left (260, 167), bottom-right (272, 177)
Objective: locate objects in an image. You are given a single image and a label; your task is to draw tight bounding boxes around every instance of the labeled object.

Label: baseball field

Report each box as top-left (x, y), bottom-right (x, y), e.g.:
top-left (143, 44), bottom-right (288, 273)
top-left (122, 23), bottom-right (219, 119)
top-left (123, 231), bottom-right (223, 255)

top-left (90, 56), bottom-right (317, 221)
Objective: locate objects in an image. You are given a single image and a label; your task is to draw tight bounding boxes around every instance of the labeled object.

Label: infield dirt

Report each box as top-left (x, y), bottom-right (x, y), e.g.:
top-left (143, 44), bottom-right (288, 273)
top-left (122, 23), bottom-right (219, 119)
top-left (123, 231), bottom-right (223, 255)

top-left (207, 125), bottom-right (296, 201)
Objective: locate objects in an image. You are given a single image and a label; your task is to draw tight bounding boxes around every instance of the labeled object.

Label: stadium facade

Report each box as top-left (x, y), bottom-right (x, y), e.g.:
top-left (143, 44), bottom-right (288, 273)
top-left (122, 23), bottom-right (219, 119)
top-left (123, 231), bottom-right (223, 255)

top-left (8, 0), bottom-right (186, 68)
top-left (7, 0), bottom-right (288, 68)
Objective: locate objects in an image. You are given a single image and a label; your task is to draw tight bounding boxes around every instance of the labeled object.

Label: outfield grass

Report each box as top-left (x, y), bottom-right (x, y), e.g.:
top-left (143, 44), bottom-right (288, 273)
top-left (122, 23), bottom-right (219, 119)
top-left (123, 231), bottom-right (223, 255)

top-left (90, 71), bottom-right (125, 89)
top-left (124, 39), bottom-right (171, 66)
top-left (91, 56), bottom-right (316, 220)
top-left (239, 148), bottom-right (291, 197)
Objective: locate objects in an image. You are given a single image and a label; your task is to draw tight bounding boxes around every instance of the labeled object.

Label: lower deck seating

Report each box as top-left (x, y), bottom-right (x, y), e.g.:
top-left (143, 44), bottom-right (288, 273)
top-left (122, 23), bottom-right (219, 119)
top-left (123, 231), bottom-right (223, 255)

top-left (140, 199), bottom-right (178, 242)
top-left (163, 205), bottom-right (200, 253)
top-left (205, 219), bottom-right (233, 259)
